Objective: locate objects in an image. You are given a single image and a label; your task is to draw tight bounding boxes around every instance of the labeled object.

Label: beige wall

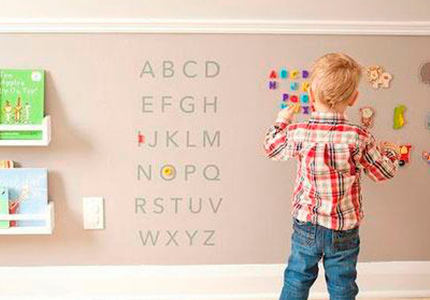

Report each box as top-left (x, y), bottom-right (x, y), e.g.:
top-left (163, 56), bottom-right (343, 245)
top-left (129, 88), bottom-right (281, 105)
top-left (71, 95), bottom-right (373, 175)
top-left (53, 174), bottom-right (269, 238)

top-left (1, 0), bottom-right (430, 21)
top-left (0, 33), bottom-right (429, 265)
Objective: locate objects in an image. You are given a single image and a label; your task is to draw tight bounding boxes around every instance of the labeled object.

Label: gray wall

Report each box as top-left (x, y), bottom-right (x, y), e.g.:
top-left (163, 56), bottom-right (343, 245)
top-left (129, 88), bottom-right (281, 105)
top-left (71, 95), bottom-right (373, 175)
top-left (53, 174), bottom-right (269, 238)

top-left (2, 0), bottom-right (430, 21)
top-left (0, 33), bottom-right (429, 265)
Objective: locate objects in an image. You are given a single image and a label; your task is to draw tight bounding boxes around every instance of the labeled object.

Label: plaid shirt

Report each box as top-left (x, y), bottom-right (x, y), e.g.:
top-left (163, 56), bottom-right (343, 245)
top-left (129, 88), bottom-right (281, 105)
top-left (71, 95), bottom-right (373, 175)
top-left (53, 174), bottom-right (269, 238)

top-left (263, 111), bottom-right (399, 231)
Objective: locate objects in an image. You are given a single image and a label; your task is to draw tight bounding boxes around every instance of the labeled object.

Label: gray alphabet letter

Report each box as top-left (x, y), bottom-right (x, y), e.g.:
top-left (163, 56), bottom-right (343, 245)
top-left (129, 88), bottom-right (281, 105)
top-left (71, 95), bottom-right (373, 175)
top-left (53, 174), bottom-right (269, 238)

top-left (139, 61), bottom-right (155, 78)
top-left (203, 164), bottom-right (220, 181)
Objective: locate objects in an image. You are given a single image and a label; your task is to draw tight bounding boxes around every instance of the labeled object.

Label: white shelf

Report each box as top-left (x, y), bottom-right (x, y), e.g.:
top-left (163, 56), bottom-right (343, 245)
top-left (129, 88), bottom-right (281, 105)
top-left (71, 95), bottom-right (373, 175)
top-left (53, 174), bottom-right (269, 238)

top-left (0, 201), bottom-right (55, 235)
top-left (0, 115), bottom-right (51, 146)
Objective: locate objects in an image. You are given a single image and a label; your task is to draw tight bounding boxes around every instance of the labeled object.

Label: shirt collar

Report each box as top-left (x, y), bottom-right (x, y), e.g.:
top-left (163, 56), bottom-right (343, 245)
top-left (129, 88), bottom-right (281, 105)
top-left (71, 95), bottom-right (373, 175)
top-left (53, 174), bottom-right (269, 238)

top-left (309, 111), bottom-right (349, 123)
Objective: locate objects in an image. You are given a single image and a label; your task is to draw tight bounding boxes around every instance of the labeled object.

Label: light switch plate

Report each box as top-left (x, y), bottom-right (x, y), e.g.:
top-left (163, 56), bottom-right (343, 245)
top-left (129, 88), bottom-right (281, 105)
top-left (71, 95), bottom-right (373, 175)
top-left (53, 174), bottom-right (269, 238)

top-left (83, 197), bottom-right (104, 230)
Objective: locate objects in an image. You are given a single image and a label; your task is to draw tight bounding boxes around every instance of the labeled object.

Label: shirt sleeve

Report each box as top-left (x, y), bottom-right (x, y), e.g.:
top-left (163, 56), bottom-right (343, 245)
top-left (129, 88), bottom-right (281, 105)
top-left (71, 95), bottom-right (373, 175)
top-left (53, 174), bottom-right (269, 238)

top-left (357, 132), bottom-right (399, 182)
top-left (263, 116), bottom-right (299, 161)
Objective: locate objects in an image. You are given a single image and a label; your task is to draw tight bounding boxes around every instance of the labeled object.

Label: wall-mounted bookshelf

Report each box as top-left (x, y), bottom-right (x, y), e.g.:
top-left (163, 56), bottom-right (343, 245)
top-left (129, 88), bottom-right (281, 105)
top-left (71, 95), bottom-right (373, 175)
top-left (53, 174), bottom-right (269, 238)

top-left (0, 201), bottom-right (54, 235)
top-left (0, 115), bottom-right (51, 146)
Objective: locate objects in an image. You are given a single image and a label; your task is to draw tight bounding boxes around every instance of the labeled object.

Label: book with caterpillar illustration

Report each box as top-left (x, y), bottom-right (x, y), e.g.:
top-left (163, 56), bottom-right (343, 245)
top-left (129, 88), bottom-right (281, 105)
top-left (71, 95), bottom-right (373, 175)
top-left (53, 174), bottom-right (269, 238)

top-left (0, 70), bottom-right (45, 140)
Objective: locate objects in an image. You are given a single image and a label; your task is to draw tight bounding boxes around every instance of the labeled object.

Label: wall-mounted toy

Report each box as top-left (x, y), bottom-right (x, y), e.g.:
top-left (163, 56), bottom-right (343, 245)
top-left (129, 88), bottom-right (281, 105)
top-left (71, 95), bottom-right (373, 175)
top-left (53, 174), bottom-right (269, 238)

top-left (137, 131), bottom-right (145, 146)
top-left (419, 62), bottom-right (430, 85)
top-left (359, 107), bottom-right (375, 128)
top-left (398, 144), bottom-right (412, 167)
top-left (269, 81), bottom-right (277, 90)
top-left (422, 151), bottom-right (430, 165)
top-left (393, 104), bottom-right (406, 130)
top-left (161, 165), bottom-right (176, 180)
top-left (268, 67), bottom-right (311, 116)
top-left (426, 112), bottom-right (430, 130)
top-left (269, 70), bottom-right (277, 79)
top-left (365, 65), bottom-right (393, 89)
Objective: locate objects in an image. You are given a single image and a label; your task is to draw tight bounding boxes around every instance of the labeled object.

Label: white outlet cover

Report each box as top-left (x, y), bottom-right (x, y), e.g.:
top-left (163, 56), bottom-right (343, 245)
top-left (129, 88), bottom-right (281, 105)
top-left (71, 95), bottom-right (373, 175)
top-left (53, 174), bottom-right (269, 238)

top-left (83, 197), bottom-right (104, 230)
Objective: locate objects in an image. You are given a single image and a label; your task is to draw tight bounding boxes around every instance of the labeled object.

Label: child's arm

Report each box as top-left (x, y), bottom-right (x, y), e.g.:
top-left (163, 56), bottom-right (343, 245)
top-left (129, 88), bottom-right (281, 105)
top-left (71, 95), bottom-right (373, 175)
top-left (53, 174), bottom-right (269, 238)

top-left (358, 133), bottom-right (399, 182)
top-left (263, 105), bottom-right (298, 161)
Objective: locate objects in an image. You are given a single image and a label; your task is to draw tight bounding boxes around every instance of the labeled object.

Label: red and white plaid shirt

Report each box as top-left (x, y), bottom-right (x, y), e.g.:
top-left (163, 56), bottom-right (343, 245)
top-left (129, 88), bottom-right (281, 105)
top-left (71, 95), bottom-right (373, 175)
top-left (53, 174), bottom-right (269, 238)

top-left (263, 111), bottom-right (399, 231)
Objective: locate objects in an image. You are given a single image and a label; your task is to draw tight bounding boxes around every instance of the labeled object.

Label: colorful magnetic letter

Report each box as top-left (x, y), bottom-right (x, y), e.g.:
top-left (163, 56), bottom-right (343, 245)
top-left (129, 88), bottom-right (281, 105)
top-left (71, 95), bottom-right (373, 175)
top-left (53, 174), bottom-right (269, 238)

top-left (302, 106), bottom-right (310, 114)
top-left (302, 70), bottom-right (309, 78)
top-left (290, 82), bottom-right (298, 91)
top-left (282, 93), bottom-right (289, 101)
top-left (280, 69), bottom-right (288, 79)
top-left (301, 94), bottom-right (309, 103)
top-left (291, 70), bottom-right (299, 79)
top-left (162, 165), bottom-right (175, 178)
top-left (290, 95), bottom-right (298, 103)
top-left (359, 107), bottom-right (375, 128)
top-left (393, 104), bottom-right (406, 129)
top-left (398, 144), bottom-right (412, 167)
top-left (270, 70), bottom-right (277, 79)
top-left (269, 81), bottom-right (277, 90)
top-left (280, 103), bottom-right (288, 109)
top-left (301, 82), bottom-right (310, 92)
top-left (293, 103), bottom-right (301, 114)
top-left (138, 131), bottom-right (145, 146)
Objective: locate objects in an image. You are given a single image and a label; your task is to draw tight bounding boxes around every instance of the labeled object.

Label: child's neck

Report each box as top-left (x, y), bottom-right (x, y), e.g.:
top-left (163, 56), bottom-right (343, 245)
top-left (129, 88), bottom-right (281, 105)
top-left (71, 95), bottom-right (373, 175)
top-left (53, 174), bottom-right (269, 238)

top-left (314, 104), bottom-right (347, 114)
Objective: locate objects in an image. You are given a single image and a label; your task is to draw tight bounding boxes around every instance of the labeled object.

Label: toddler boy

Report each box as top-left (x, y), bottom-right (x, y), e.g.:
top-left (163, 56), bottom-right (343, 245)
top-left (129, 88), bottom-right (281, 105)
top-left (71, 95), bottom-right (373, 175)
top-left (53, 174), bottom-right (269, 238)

top-left (263, 53), bottom-right (400, 300)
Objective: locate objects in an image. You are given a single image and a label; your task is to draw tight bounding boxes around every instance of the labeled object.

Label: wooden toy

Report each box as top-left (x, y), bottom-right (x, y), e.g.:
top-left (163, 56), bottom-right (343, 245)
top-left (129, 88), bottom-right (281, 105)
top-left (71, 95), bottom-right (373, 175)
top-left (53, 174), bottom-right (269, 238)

top-left (422, 151), bottom-right (430, 164)
top-left (419, 62), bottom-right (430, 85)
top-left (359, 107), bottom-right (375, 128)
top-left (398, 144), bottom-right (412, 167)
top-left (426, 112), bottom-right (430, 130)
top-left (393, 105), bottom-right (406, 130)
top-left (365, 65), bottom-right (393, 89)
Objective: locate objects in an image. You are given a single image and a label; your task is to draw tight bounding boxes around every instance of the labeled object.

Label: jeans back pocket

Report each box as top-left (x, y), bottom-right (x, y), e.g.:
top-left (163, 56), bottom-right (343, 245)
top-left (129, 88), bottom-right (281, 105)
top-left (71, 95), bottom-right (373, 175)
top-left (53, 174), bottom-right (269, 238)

top-left (332, 227), bottom-right (360, 253)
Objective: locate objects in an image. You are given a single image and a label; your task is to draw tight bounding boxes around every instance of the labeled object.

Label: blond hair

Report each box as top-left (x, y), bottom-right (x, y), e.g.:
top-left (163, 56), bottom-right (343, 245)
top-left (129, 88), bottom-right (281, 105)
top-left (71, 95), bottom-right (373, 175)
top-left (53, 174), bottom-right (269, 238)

top-left (309, 53), bottom-right (362, 109)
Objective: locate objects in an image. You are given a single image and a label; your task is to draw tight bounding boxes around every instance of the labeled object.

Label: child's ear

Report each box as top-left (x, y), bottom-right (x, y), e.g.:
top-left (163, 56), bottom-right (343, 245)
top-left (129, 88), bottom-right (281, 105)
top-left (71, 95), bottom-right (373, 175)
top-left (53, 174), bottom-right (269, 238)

top-left (309, 88), bottom-right (315, 104)
top-left (349, 90), bottom-right (359, 107)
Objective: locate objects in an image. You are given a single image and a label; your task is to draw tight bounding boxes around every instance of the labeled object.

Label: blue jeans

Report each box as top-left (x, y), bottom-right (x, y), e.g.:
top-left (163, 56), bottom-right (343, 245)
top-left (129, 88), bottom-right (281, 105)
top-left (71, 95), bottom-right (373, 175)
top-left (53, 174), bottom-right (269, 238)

top-left (279, 218), bottom-right (360, 300)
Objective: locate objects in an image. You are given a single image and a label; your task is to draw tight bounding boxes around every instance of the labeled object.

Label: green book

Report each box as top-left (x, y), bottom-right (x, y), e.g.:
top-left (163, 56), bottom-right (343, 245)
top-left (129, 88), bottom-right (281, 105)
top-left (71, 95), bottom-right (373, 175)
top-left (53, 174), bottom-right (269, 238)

top-left (0, 187), bottom-right (10, 229)
top-left (0, 69), bottom-right (45, 140)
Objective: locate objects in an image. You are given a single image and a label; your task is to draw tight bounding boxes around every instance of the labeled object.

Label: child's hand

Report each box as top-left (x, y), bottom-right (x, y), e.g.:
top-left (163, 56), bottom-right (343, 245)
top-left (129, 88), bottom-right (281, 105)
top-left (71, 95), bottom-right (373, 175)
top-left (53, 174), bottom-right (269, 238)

top-left (379, 141), bottom-right (400, 159)
top-left (277, 104), bottom-right (297, 122)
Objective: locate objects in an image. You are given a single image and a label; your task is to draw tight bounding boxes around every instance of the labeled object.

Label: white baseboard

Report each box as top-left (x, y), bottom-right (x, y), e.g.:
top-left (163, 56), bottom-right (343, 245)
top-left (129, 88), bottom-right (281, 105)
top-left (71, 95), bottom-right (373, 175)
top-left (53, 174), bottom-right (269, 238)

top-left (1, 19), bottom-right (430, 35)
top-left (0, 261), bottom-right (429, 300)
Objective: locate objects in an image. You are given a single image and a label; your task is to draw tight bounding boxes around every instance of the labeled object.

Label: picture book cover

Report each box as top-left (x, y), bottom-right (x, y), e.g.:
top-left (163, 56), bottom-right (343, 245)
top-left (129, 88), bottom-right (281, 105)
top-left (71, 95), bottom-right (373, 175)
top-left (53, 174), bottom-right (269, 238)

top-left (0, 168), bottom-right (48, 227)
top-left (0, 69), bottom-right (45, 140)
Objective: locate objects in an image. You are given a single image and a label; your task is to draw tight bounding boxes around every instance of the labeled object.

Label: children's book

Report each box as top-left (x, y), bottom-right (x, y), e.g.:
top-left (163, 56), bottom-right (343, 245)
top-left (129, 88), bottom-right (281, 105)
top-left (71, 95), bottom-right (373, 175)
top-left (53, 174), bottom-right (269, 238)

top-left (0, 168), bottom-right (48, 227)
top-left (0, 187), bottom-right (10, 229)
top-left (0, 70), bottom-right (45, 140)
